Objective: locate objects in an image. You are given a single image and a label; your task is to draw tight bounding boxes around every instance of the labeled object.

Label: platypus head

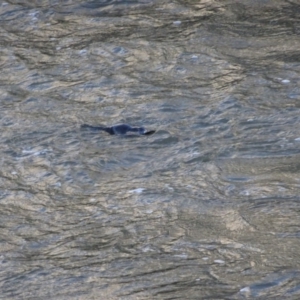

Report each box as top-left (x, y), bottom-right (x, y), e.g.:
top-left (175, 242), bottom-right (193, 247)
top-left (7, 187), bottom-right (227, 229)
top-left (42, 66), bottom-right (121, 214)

top-left (130, 127), bottom-right (155, 135)
top-left (137, 127), bottom-right (146, 134)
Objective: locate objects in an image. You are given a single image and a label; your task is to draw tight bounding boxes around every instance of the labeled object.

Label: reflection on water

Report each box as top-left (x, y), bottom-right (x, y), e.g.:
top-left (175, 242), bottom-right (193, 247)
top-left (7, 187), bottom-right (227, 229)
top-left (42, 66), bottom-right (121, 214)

top-left (1, 0), bottom-right (300, 298)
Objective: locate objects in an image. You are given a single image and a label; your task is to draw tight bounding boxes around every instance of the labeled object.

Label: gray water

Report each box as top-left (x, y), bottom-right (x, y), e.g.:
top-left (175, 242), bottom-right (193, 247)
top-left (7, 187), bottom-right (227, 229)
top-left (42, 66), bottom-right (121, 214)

top-left (1, 0), bottom-right (300, 299)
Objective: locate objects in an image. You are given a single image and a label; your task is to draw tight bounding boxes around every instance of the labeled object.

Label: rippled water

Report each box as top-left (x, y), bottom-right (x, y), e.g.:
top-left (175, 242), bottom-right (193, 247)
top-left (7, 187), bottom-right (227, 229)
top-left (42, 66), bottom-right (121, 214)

top-left (1, 0), bottom-right (300, 299)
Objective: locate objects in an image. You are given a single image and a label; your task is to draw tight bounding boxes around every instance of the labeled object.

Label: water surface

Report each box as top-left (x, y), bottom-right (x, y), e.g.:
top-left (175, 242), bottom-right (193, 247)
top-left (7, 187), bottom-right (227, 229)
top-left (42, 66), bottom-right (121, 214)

top-left (1, 0), bottom-right (300, 299)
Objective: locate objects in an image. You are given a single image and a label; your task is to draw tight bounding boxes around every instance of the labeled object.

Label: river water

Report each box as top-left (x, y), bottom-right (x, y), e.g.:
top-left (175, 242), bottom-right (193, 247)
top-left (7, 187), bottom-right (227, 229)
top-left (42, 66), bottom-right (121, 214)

top-left (1, 0), bottom-right (300, 299)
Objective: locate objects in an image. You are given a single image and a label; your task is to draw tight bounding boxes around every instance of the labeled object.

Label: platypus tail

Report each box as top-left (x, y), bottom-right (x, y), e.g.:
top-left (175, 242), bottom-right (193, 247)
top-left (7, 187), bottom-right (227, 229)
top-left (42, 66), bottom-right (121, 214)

top-left (80, 124), bottom-right (113, 134)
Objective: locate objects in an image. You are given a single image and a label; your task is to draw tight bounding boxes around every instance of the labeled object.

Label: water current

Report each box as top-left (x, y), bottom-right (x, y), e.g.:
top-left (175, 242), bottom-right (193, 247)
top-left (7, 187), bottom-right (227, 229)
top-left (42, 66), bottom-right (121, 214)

top-left (1, 0), bottom-right (300, 299)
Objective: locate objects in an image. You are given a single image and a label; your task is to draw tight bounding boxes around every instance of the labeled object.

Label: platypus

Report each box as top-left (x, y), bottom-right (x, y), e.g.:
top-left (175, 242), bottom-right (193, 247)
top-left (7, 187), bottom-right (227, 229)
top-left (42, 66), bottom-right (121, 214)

top-left (81, 124), bottom-right (155, 135)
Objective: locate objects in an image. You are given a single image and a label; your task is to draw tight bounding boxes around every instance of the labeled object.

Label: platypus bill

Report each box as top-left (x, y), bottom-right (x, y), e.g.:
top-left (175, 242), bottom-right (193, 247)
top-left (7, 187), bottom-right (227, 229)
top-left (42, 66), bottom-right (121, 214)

top-left (81, 124), bottom-right (155, 136)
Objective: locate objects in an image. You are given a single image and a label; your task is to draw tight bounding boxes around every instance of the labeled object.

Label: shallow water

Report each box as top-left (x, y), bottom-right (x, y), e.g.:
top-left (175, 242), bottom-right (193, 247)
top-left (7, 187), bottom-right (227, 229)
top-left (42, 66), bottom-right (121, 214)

top-left (1, 0), bottom-right (300, 299)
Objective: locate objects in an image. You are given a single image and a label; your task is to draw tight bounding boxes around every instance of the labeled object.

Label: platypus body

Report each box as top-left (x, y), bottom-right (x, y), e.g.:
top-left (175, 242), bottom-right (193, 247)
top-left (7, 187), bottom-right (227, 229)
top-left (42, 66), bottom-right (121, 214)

top-left (81, 124), bottom-right (155, 136)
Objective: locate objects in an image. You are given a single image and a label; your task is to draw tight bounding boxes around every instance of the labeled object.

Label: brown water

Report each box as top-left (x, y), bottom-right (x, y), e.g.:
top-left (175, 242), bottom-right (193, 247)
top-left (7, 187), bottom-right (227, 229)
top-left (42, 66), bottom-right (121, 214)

top-left (1, 0), bottom-right (300, 299)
